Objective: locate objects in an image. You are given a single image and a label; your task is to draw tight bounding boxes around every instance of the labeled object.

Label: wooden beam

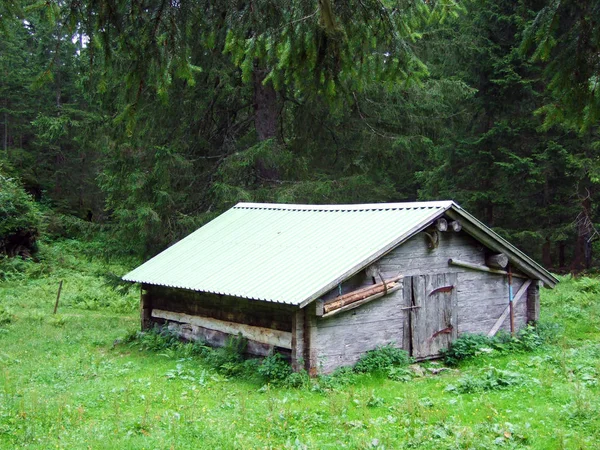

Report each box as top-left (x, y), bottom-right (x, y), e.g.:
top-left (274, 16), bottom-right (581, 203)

top-left (151, 309), bottom-right (292, 349)
top-left (321, 283), bottom-right (402, 319)
top-left (487, 280), bottom-right (532, 337)
top-left (486, 253), bottom-right (509, 269)
top-left (448, 258), bottom-right (526, 278)
top-left (450, 220), bottom-right (462, 232)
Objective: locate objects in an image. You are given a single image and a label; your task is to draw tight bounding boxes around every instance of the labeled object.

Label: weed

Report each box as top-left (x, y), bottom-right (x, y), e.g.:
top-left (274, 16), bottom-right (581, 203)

top-left (354, 344), bottom-right (412, 373)
top-left (0, 305), bottom-right (14, 325)
top-left (258, 353), bottom-right (292, 384)
top-left (446, 366), bottom-right (525, 394)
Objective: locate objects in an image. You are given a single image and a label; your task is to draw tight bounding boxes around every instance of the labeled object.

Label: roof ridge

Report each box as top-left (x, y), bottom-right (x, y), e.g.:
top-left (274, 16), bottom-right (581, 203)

top-left (234, 201), bottom-right (455, 212)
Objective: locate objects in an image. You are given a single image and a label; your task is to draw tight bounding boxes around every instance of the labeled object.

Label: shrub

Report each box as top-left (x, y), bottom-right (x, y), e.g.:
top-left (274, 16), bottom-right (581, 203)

top-left (442, 326), bottom-right (548, 366)
top-left (0, 169), bottom-right (43, 257)
top-left (354, 344), bottom-right (412, 373)
top-left (258, 353), bottom-right (292, 383)
top-left (441, 334), bottom-right (494, 366)
top-left (447, 367), bottom-right (525, 394)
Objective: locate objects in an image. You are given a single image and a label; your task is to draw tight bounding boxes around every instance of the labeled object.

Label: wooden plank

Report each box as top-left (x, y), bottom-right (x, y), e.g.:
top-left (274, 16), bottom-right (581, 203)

top-left (487, 280), bottom-right (532, 337)
top-left (323, 275), bottom-right (402, 312)
top-left (152, 309), bottom-right (292, 349)
top-left (148, 286), bottom-right (294, 332)
top-left (411, 273), bottom-right (458, 359)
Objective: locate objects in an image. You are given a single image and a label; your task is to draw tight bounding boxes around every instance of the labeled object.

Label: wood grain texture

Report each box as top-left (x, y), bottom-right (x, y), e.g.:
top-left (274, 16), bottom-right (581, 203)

top-left (152, 309), bottom-right (292, 349)
top-left (314, 280), bottom-right (407, 374)
top-left (411, 273), bottom-right (458, 359)
top-left (147, 285), bottom-right (295, 332)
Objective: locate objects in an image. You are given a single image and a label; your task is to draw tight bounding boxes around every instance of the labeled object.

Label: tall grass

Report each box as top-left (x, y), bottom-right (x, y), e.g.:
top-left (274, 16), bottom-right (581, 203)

top-left (1, 243), bottom-right (599, 449)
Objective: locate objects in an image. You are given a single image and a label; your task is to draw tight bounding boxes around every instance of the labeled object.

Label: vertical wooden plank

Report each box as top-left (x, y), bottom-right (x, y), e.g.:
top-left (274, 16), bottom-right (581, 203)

top-left (527, 280), bottom-right (541, 323)
top-left (402, 277), bottom-right (412, 354)
top-left (304, 303), bottom-right (318, 376)
top-left (291, 308), bottom-right (305, 372)
top-left (140, 284), bottom-right (152, 330)
top-left (411, 273), bottom-right (458, 359)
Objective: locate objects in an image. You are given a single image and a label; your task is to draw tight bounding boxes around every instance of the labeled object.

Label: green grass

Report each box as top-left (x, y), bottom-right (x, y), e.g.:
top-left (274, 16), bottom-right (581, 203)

top-left (1, 240), bottom-right (600, 449)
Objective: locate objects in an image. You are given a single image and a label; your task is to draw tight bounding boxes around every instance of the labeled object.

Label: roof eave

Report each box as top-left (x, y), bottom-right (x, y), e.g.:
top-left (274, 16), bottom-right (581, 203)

top-left (445, 206), bottom-right (558, 288)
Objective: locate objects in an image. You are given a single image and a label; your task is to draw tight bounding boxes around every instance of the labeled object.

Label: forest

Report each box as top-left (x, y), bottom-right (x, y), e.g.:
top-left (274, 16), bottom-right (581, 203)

top-left (1, 0), bottom-right (598, 270)
top-left (1, 1), bottom-right (600, 449)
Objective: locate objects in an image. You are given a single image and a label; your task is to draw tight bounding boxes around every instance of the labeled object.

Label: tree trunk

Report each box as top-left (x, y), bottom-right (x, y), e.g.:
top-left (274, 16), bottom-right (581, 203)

top-left (542, 237), bottom-right (552, 268)
top-left (571, 195), bottom-right (592, 272)
top-left (253, 67), bottom-right (278, 141)
top-left (252, 66), bottom-right (280, 180)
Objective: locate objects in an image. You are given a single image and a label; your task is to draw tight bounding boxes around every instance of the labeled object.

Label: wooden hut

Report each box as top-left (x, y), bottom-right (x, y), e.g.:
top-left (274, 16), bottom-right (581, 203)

top-left (123, 201), bottom-right (557, 374)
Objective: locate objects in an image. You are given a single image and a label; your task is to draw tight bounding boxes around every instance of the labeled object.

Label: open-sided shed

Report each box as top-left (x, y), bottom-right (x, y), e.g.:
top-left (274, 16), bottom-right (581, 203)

top-left (123, 201), bottom-right (557, 374)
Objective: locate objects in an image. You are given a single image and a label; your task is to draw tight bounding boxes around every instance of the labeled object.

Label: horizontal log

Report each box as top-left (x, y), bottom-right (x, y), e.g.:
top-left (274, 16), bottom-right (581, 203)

top-left (151, 309), bottom-right (292, 349)
top-left (436, 218), bottom-right (448, 232)
top-left (448, 259), bottom-right (526, 278)
top-left (324, 275), bottom-right (402, 307)
top-left (322, 284), bottom-right (402, 319)
top-left (324, 279), bottom-right (402, 313)
top-left (486, 253), bottom-right (509, 269)
top-left (450, 220), bottom-right (462, 232)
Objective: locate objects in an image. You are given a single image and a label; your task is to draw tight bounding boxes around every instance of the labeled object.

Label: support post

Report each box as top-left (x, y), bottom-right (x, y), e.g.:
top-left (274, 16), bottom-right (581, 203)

top-left (291, 309), bottom-right (305, 372)
top-left (140, 284), bottom-right (152, 330)
top-left (527, 280), bottom-right (541, 323)
top-left (303, 303), bottom-right (318, 376)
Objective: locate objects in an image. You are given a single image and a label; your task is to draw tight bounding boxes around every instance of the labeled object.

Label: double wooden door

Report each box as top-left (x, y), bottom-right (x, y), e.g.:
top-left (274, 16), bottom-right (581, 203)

top-left (407, 273), bottom-right (458, 359)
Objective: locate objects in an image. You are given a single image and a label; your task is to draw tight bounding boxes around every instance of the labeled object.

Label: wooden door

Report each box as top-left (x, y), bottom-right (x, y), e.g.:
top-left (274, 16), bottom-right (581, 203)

top-left (410, 273), bottom-right (458, 359)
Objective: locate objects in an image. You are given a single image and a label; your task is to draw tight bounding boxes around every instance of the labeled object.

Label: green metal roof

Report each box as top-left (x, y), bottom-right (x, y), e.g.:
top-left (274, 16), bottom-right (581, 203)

top-left (123, 201), bottom-right (557, 306)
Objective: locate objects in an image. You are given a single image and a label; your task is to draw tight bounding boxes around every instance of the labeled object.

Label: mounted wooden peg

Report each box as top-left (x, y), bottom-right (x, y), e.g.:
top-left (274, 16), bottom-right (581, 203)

top-left (486, 253), bottom-right (509, 269)
top-left (450, 220), bottom-right (462, 232)
top-left (435, 218), bottom-right (448, 232)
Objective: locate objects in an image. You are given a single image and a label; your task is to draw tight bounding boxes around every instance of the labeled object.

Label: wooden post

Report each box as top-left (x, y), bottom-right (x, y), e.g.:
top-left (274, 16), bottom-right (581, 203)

top-left (291, 309), bottom-right (305, 372)
top-left (303, 303), bottom-right (318, 376)
top-left (53, 280), bottom-right (63, 314)
top-left (527, 280), bottom-right (540, 323)
top-left (140, 284), bottom-right (152, 330)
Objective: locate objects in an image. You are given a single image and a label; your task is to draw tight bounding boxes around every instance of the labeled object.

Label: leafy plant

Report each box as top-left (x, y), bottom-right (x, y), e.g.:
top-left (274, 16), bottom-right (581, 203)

top-left (258, 352), bottom-right (292, 384)
top-left (0, 169), bottom-right (43, 257)
top-left (441, 334), bottom-right (494, 366)
top-left (446, 367), bottom-right (525, 394)
top-left (354, 344), bottom-right (412, 373)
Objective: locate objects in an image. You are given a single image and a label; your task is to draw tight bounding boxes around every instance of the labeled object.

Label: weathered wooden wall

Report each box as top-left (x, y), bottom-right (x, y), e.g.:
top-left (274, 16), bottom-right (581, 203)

top-left (376, 230), bottom-right (531, 335)
top-left (144, 285), bottom-right (296, 356)
top-left (314, 278), bottom-right (409, 374)
top-left (312, 229), bottom-right (539, 373)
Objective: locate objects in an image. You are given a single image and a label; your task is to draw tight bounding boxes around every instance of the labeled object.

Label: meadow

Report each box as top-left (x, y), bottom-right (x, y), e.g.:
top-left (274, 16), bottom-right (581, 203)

top-left (1, 240), bottom-right (599, 449)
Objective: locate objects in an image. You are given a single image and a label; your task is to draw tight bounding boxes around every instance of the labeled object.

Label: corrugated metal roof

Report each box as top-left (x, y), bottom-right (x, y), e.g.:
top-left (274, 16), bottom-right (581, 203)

top-left (123, 201), bottom-right (454, 305)
top-left (123, 200), bottom-right (558, 306)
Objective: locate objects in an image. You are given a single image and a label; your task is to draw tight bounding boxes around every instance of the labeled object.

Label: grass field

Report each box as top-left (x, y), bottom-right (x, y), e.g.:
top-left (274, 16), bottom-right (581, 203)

top-left (1, 240), bottom-right (600, 449)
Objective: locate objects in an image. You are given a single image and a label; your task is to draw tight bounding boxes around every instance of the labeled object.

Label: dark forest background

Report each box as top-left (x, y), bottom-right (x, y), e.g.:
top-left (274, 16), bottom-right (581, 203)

top-left (1, 0), bottom-right (599, 271)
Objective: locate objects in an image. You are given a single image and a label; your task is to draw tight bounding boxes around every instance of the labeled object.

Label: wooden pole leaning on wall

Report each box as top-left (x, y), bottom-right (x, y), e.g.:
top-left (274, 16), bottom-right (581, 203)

top-left (53, 280), bottom-right (63, 314)
top-left (508, 265), bottom-right (515, 336)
